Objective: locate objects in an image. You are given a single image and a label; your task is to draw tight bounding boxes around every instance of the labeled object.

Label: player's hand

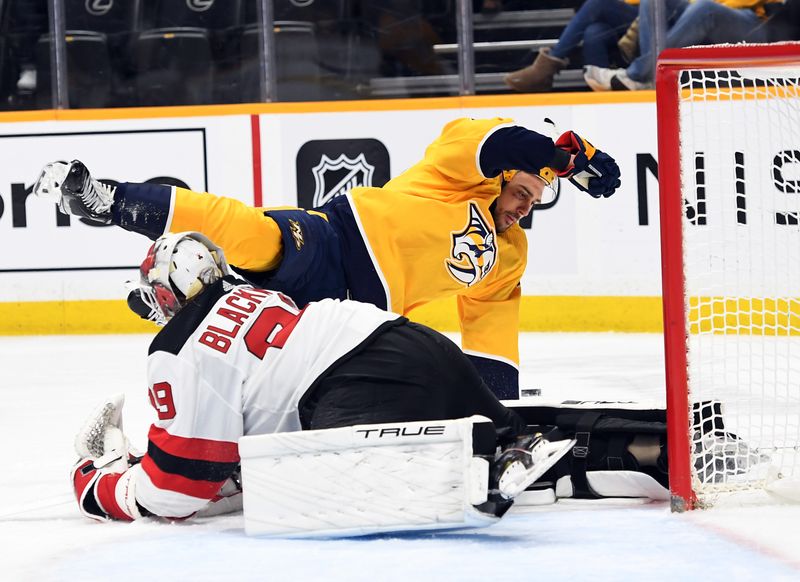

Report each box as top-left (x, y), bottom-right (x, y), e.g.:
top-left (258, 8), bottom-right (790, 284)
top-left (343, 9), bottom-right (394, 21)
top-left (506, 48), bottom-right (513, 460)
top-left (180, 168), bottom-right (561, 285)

top-left (72, 394), bottom-right (142, 521)
top-left (555, 131), bottom-right (621, 198)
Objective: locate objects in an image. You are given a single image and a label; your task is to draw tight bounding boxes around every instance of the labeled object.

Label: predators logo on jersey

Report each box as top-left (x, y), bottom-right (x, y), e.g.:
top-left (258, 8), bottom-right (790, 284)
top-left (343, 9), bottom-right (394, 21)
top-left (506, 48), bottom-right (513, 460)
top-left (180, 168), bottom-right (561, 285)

top-left (445, 203), bottom-right (497, 287)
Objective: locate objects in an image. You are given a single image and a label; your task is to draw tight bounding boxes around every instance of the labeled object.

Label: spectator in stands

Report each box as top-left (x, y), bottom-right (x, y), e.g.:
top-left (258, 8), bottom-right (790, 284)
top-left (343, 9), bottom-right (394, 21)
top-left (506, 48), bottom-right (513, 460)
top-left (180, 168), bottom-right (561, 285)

top-left (583, 0), bottom-right (780, 91)
top-left (7, 0), bottom-right (48, 97)
top-left (372, 1), bottom-right (453, 77)
top-left (504, 0), bottom-right (640, 93)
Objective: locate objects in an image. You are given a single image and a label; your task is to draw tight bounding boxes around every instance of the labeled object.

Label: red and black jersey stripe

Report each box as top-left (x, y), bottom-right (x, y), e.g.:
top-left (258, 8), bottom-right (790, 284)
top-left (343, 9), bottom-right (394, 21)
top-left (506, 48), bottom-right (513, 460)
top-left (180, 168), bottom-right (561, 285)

top-left (142, 426), bottom-right (240, 499)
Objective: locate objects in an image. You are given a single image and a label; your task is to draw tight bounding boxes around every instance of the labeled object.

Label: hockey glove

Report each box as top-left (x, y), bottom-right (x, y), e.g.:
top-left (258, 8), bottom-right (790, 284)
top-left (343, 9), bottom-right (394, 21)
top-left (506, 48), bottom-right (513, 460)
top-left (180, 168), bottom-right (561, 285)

top-left (72, 394), bottom-right (143, 521)
top-left (554, 131), bottom-right (621, 198)
top-left (71, 453), bottom-right (141, 522)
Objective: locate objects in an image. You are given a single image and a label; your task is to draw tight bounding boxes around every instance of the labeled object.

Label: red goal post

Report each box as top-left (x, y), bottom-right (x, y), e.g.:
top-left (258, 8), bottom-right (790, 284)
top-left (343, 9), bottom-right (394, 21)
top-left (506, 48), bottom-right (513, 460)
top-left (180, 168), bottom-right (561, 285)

top-left (656, 43), bottom-right (800, 511)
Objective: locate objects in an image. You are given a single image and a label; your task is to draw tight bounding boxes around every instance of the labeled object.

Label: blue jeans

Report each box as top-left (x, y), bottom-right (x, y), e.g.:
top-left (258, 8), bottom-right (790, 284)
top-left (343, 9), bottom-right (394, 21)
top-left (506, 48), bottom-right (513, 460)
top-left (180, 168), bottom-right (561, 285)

top-left (551, 0), bottom-right (638, 67)
top-left (629, 0), bottom-right (768, 82)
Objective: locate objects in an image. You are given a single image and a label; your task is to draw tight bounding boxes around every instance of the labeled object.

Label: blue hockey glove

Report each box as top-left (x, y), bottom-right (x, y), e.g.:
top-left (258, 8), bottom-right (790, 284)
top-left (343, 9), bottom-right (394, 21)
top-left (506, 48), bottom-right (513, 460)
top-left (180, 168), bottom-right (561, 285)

top-left (555, 131), bottom-right (621, 198)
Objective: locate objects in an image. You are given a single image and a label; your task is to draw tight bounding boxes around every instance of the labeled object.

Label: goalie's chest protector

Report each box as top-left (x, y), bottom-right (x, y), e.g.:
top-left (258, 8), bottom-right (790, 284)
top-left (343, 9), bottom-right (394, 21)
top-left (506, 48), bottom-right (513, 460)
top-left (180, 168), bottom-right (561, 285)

top-left (347, 117), bottom-right (525, 314)
top-left (146, 280), bottom-right (398, 441)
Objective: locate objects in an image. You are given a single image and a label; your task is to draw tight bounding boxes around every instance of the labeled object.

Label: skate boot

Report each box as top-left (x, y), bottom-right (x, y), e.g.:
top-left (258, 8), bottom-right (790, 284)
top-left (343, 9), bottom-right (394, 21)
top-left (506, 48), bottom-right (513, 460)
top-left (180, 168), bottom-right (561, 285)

top-left (694, 432), bottom-right (772, 484)
top-left (34, 160), bottom-right (115, 224)
top-left (491, 433), bottom-right (576, 499)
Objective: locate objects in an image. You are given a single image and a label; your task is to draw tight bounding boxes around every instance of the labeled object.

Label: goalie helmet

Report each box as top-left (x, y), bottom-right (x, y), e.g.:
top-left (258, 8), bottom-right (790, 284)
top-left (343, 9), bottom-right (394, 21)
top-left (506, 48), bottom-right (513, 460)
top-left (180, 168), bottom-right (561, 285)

top-left (502, 168), bottom-right (560, 208)
top-left (135, 231), bottom-right (230, 325)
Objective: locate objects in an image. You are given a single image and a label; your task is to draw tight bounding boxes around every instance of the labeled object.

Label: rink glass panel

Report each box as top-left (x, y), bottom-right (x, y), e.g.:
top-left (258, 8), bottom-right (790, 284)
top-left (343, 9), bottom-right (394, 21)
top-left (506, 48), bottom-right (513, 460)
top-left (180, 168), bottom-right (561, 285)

top-left (0, 0), bottom-right (468, 108)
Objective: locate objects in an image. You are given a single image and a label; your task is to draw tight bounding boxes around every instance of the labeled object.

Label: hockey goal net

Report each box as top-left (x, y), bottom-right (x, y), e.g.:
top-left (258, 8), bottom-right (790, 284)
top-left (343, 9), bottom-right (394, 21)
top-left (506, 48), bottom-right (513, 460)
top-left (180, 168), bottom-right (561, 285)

top-left (656, 43), bottom-right (800, 510)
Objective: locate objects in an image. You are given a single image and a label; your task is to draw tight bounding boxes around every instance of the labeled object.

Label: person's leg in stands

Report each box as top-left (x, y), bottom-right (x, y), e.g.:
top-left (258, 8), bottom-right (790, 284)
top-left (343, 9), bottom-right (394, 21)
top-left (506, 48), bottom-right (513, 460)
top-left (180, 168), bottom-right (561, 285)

top-left (505, 0), bottom-right (636, 92)
top-left (630, 0), bottom-right (764, 83)
top-left (551, 0), bottom-right (638, 61)
top-left (582, 22), bottom-right (616, 68)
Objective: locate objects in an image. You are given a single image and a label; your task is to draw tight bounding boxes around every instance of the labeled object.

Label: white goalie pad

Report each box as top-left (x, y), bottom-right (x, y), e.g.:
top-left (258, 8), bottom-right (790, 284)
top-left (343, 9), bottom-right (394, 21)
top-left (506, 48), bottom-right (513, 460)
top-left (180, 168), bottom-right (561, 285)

top-left (238, 416), bottom-right (496, 538)
top-left (555, 472), bottom-right (670, 501)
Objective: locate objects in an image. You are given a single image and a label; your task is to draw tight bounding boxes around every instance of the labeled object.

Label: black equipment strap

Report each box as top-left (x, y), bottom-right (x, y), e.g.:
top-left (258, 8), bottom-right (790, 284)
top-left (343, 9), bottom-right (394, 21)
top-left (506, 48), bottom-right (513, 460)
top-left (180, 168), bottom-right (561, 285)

top-left (606, 436), bottom-right (627, 471)
top-left (571, 411), bottom-right (603, 499)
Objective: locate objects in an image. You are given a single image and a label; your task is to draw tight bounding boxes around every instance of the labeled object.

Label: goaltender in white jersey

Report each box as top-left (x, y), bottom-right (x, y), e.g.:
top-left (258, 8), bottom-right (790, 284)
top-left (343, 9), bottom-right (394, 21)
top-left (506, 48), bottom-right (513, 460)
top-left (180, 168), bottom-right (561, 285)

top-left (71, 232), bottom-right (575, 526)
top-left (140, 290), bottom-right (396, 518)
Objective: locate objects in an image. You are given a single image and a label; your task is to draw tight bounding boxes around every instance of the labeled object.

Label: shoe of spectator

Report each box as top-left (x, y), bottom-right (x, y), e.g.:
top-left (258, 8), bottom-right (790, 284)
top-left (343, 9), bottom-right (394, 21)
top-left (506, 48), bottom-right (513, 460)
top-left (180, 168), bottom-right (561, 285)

top-left (617, 18), bottom-right (640, 64)
top-left (610, 70), bottom-right (653, 91)
top-left (17, 66), bottom-right (36, 93)
top-left (585, 66), bottom-right (652, 91)
top-left (504, 48), bottom-right (568, 93)
top-left (583, 65), bottom-right (617, 91)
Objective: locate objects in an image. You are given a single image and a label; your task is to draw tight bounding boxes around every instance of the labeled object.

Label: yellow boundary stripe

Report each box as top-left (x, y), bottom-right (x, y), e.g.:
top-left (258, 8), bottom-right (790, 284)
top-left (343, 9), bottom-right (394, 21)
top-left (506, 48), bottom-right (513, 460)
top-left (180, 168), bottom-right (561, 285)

top-left (410, 296), bottom-right (664, 333)
top-left (0, 91), bottom-right (656, 123)
top-left (0, 300), bottom-right (159, 335)
top-left (0, 295), bottom-right (664, 336)
top-left (10, 294), bottom-right (798, 336)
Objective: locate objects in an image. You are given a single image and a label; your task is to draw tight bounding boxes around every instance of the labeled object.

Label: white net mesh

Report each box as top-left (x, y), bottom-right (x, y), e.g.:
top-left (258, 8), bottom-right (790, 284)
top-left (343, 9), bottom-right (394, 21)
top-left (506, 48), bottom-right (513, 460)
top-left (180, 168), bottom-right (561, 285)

top-left (678, 62), bottom-right (800, 505)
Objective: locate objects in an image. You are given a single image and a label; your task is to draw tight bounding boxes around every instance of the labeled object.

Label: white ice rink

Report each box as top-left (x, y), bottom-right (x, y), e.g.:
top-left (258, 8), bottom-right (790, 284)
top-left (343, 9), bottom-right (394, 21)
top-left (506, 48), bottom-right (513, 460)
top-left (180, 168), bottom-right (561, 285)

top-left (2, 332), bottom-right (800, 581)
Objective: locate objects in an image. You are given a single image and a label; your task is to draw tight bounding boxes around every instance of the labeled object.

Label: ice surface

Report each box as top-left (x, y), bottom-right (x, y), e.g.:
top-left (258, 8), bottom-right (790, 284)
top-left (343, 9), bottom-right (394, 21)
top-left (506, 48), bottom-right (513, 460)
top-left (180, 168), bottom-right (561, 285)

top-left (1, 333), bottom-right (799, 581)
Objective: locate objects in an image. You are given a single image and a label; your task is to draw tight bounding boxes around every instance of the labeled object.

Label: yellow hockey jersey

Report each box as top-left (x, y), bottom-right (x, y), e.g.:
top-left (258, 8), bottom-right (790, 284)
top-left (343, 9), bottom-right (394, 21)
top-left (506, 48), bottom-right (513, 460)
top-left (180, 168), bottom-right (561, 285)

top-left (349, 117), bottom-right (527, 367)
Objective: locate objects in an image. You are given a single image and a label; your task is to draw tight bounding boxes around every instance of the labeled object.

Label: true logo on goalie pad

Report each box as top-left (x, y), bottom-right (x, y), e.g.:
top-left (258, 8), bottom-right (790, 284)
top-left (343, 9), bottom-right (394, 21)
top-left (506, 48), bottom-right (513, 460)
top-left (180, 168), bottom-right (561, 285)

top-left (355, 425), bottom-right (446, 439)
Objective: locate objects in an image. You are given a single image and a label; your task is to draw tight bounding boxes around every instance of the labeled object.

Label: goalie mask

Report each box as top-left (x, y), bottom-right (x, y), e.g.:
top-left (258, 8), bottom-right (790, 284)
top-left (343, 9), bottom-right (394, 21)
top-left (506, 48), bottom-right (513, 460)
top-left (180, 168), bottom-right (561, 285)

top-left (132, 231), bottom-right (230, 325)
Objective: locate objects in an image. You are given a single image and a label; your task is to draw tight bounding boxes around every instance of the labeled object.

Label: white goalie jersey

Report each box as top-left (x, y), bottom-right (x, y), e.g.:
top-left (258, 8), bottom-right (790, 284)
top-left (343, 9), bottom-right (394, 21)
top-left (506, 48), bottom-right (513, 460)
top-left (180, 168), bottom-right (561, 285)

top-left (129, 277), bottom-right (399, 518)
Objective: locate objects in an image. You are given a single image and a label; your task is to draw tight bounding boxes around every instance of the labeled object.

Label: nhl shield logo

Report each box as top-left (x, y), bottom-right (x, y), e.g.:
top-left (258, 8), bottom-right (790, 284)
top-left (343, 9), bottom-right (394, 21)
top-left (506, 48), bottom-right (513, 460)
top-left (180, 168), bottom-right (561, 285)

top-left (445, 203), bottom-right (497, 287)
top-left (311, 153), bottom-right (375, 207)
top-left (296, 139), bottom-right (390, 209)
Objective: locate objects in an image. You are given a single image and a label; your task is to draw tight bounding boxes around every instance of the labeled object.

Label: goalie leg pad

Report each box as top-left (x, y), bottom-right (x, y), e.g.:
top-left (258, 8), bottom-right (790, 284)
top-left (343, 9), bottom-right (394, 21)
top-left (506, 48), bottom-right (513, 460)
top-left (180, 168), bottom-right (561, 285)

top-left (555, 471), bottom-right (670, 501)
top-left (238, 416), bottom-right (498, 538)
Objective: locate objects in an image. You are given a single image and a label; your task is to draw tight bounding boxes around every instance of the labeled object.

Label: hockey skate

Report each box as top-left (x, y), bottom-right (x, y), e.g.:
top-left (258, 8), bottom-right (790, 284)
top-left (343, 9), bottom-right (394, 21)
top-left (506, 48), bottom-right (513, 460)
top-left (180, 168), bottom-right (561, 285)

top-left (491, 433), bottom-right (576, 499)
top-left (693, 432), bottom-right (772, 484)
top-left (33, 160), bottom-right (115, 223)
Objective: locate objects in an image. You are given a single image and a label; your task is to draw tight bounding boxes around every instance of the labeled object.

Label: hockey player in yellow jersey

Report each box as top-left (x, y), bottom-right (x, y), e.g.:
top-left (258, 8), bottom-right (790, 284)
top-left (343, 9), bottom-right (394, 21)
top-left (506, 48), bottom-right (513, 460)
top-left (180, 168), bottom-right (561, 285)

top-left (34, 117), bottom-right (620, 399)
